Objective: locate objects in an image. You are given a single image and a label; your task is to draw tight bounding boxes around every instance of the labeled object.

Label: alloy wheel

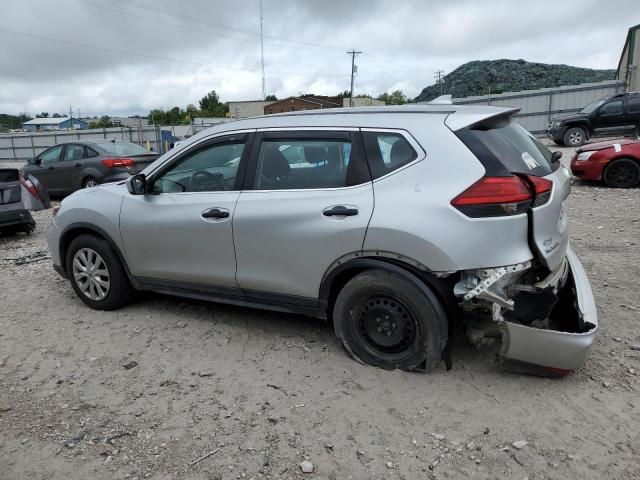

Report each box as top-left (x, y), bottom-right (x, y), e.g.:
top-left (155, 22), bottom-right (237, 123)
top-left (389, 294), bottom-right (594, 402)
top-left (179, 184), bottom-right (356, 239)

top-left (72, 247), bottom-right (110, 300)
top-left (568, 131), bottom-right (583, 145)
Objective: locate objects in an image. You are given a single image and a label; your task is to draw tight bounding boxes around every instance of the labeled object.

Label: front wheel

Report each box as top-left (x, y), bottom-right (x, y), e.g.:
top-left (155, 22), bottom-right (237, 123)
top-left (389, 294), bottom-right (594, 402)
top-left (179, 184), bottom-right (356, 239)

top-left (603, 158), bottom-right (640, 188)
top-left (65, 234), bottom-right (133, 310)
top-left (333, 270), bottom-right (448, 371)
top-left (563, 127), bottom-right (587, 147)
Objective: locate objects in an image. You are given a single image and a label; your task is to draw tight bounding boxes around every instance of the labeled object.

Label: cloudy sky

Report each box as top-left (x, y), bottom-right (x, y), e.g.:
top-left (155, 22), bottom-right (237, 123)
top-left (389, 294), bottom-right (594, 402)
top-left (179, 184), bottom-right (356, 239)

top-left (0, 0), bottom-right (636, 117)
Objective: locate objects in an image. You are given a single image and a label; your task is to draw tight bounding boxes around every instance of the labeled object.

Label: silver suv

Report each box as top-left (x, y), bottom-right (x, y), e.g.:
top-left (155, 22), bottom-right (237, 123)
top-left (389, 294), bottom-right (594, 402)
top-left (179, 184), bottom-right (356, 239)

top-left (46, 105), bottom-right (597, 373)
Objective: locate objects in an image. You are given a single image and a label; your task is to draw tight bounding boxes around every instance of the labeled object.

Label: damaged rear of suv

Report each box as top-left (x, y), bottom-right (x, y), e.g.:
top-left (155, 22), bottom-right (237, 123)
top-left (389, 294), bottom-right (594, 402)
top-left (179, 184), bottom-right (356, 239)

top-left (449, 115), bottom-right (597, 373)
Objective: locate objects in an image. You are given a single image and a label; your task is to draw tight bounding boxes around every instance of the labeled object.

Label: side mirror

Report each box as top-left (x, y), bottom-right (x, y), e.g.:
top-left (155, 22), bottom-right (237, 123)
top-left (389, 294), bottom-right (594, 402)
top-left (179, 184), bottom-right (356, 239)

top-left (127, 173), bottom-right (147, 195)
top-left (551, 151), bottom-right (562, 163)
top-left (29, 157), bottom-right (41, 165)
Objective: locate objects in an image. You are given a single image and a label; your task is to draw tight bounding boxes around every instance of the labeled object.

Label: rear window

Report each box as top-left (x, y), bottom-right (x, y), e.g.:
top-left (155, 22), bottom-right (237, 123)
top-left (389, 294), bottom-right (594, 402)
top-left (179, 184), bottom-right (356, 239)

top-left (0, 169), bottom-right (19, 182)
top-left (456, 118), bottom-right (554, 177)
top-left (94, 142), bottom-right (151, 156)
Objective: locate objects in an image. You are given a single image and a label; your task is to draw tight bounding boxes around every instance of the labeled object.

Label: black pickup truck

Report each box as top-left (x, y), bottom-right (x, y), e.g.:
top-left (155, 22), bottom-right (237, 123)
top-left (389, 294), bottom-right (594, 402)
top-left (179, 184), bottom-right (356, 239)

top-left (547, 92), bottom-right (640, 147)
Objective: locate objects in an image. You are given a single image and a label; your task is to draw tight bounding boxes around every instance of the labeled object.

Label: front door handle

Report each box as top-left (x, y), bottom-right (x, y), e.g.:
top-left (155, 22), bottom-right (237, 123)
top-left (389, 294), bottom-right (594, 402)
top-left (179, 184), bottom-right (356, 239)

top-left (74, 163), bottom-right (82, 168)
top-left (323, 205), bottom-right (358, 217)
top-left (201, 208), bottom-right (230, 219)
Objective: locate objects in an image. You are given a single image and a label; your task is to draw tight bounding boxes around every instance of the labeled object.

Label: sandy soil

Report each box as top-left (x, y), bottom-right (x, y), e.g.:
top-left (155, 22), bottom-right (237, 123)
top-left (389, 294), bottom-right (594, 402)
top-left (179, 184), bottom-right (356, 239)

top-left (1, 147), bottom-right (639, 480)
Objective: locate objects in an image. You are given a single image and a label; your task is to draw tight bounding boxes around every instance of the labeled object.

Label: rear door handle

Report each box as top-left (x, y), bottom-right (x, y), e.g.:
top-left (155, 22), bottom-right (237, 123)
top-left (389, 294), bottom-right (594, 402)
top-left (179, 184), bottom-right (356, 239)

top-left (323, 205), bottom-right (358, 217)
top-left (201, 207), bottom-right (230, 219)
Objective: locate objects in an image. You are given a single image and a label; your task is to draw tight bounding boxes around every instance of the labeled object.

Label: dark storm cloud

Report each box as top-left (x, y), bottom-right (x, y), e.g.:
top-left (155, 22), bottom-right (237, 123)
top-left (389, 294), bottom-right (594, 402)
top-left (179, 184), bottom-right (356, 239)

top-left (0, 0), bottom-right (635, 116)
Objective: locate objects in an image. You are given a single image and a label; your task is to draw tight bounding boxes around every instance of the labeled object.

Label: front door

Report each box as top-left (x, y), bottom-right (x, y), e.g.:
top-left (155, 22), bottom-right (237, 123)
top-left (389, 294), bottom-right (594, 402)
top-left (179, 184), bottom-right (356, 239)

top-left (233, 130), bottom-right (374, 301)
top-left (596, 99), bottom-right (626, 129)
top-left (120, 133), bottom-right (251, 288)
top-left (26, 145), bottom-right (64, 193)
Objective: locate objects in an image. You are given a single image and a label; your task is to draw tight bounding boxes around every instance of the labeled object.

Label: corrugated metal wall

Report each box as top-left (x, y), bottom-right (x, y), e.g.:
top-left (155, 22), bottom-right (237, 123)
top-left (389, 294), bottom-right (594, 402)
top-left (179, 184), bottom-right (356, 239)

top-left (453, 80), bottom-right (626, 133)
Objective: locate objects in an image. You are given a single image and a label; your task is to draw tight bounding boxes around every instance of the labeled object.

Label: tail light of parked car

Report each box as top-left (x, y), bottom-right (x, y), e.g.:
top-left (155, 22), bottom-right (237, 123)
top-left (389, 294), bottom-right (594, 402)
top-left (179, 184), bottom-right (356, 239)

top-left (101, 158), bottom-right (135, 168)
top-left (19, 171), bottom-right (43, 202)
top-left (451, 175), bottom-right (552, 218)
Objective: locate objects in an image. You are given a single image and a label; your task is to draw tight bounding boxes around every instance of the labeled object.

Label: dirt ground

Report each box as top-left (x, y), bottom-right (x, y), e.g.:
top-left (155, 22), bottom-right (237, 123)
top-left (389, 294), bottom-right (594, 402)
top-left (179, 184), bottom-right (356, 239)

top-left (1, 145), bottom-right (639, 480)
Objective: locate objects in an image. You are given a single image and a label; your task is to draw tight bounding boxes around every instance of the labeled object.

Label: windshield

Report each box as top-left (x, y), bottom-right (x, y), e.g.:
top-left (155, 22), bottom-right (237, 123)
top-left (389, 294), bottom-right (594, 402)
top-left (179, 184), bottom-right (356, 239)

top-left (95, 141), bottom-right (152, 156)
top-left (580, 98), bottom-right (607, 114)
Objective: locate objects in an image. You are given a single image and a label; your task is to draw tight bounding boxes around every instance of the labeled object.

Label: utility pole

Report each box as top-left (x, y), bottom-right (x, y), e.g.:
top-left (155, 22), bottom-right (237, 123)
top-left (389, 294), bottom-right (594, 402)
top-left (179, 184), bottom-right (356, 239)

top-left (259, 0), bottom-right (266, 100)
top-left (434, 70), bottom-right (445, 96)
top-left (347, 49), bottom-right (362, 107)
top-left (69, 105), bottom-right (73, 129)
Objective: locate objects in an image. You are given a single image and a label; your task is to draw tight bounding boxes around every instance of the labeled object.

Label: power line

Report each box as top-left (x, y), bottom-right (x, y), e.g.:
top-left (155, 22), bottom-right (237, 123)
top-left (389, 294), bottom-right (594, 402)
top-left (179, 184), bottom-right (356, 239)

top-left (0, 27), bottom-right (350, 78)
top-left (347, 50), bottom-right (362, 107)
top-left (110, 0), bottom-right (342, 51)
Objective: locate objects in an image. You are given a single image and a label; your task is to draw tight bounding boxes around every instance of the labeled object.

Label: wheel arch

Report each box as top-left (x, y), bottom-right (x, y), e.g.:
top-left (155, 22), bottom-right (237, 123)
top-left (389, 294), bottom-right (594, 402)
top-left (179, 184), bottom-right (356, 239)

top-left (59, 222), bottom-right (139, 288)
top-left (319, 255), bottom-right (458, 327)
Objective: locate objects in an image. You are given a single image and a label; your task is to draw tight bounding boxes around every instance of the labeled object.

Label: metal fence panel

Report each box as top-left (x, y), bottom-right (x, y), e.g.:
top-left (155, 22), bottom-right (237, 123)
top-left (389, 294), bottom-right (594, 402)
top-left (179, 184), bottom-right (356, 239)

top-left (0, 126), bottom-right (164, 163)
top-left (452, 80), bottom-right (626, 133)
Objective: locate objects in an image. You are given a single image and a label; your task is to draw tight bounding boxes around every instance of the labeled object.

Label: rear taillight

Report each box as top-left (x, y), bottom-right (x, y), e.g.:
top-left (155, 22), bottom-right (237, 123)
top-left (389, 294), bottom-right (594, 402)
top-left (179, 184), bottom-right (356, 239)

top-left (451, 176), bottom-right (532, 217)
top-left (452, 175), bottom-right (553, 218)
top-left (101, 158), bottom-right (135, 168)
top-left (19, 172), bottom-right (41, 201)
top-left (520, 174), bottom-right (553, 207)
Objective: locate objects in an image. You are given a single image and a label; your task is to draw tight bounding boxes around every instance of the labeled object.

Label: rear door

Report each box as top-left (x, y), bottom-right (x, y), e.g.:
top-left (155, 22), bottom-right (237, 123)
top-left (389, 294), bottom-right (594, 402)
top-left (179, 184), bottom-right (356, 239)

top-left (233, 129), bottom-right (373, 301)
top-left (57, 144), bottom-right (87, 191)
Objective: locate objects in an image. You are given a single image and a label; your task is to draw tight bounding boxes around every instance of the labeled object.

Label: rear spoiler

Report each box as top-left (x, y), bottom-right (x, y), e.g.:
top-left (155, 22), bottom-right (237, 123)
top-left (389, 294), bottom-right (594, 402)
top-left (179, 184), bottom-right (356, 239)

top-left (445, 107), bottom-right (520, 131)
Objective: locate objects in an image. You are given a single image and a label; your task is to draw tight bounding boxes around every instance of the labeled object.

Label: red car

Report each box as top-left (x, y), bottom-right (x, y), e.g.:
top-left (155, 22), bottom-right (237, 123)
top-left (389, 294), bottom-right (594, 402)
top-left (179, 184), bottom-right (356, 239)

top-left (570, 139), bottom-right (640, 188)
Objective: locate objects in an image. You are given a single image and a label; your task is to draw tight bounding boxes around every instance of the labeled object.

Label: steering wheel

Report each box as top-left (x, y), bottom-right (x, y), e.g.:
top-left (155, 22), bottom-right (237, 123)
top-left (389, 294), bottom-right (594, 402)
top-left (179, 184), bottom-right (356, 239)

top-left (190, 170), bottom-right (224, 190)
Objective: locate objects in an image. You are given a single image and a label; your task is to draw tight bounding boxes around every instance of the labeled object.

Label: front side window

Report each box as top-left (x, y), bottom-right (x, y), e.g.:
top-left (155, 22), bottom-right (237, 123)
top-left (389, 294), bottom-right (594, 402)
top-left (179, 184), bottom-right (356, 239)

top-left (254, 137), bottom-right (366, 190)
top-left (599, 100), bottom-right (623, 116)
top-left (64, 145), bottom-right (86, 161)
top-left (153, 141), bottom-right (245, 193)
top-left (39, 145), bottom-right (63, 164)
top-left (362, 132), bottom-right (418, 180)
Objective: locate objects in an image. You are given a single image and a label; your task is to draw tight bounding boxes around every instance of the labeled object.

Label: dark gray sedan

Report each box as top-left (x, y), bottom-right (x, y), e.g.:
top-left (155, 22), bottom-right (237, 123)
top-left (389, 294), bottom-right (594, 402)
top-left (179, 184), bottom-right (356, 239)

top-left (22, 140), bottom-right (158, 196)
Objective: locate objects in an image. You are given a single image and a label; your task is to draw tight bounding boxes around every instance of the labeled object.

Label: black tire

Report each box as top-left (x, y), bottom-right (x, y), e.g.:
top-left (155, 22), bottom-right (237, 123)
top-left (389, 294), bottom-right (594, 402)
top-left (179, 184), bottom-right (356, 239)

top-left (65, 234), bottom-right (133, 310)
top-left (563, 127), bottom-right (586, 147)
top-left (333, 270), bottom-right (448, 372)
top-left (603, 158), bottom-right (640, 188)
top-left (82, 176), bottom-right (98, 188)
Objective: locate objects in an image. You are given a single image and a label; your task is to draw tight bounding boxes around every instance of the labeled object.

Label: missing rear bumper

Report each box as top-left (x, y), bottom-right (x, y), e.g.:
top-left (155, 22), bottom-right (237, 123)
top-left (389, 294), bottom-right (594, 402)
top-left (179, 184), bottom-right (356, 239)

top-left (455, 247), bottom-right (598, 371)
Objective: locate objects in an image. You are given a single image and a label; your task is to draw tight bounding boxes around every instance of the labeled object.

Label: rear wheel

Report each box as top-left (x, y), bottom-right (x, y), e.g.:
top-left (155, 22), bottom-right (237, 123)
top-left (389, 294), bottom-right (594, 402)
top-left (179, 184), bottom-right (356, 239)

top-left (83, 176), bottom-right (98, 188)
top-left (65, 234), bottom-right (132, 310)
top-left (603, 158), bottom-right (640, 188)
top-left (563, 127), bottom-right (586, 147)
top-left (333, 270), bottom-right (447, 371)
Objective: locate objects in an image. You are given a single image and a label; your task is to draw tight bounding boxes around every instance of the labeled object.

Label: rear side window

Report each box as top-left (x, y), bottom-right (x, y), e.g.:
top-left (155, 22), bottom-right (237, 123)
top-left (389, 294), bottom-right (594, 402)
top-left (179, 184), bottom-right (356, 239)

top-left (628, 94), bottom-right (640, 113)
top-left (362, 132), bottom-right (418, 180)
top-left (85, 147), bottom-right (99, 158)
top-left (456, 118), bottom-right (554, 177)
top-left (64, 145), bottom-right (85, 161)
top-left (254, 137), bottom-right (368, 190)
